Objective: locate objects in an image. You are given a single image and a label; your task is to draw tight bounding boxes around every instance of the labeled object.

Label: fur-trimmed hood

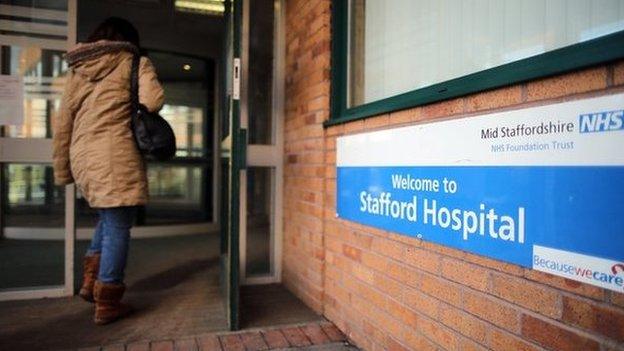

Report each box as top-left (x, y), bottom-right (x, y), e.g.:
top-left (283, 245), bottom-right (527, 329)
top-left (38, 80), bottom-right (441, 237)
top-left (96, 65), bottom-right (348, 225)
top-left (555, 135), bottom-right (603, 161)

top-left (66, 40), bottom-right (139, 81)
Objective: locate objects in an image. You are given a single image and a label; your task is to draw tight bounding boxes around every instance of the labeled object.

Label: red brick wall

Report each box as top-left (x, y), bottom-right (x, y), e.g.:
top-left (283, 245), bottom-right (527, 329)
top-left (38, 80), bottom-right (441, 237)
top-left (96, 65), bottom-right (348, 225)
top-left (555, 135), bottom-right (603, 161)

top-left (283, 1), bottom-right (624, 350)
top-left (283, 0), bottom-right (331, 313)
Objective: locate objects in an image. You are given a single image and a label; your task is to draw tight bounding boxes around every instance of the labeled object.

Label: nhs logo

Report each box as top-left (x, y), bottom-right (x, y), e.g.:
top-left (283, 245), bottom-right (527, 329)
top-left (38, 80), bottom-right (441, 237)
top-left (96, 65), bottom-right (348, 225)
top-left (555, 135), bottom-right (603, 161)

top-left (579, 110), bottom-right (624, 133)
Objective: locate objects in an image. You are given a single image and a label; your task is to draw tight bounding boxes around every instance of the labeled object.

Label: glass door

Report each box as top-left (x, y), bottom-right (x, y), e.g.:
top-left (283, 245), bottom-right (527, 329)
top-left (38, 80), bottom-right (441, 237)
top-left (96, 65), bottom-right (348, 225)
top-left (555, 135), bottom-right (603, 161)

top-left (220, 0), bottom-right (243, 331)
top-left (239, 0), bottom-right (284, 285)
top-left (221, 0), bottom-right (284, 329)
top-left (0, 0), bottom-right (77, 300)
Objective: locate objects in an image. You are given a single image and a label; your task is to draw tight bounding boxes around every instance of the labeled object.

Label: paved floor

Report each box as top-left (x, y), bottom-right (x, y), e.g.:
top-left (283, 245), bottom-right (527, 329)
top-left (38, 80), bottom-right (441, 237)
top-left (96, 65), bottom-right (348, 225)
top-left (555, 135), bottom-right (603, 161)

top-left (241, 285), bottom-right (323, 328)
top-left (78, 322), bottom-right (357, 351)
top-left (0, 233), bottom-right (324, 351)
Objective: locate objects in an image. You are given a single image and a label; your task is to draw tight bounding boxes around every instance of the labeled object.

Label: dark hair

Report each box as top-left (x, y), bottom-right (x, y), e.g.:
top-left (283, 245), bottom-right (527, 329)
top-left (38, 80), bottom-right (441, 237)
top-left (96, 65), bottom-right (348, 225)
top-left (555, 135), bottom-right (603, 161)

top-left (87, 17), bottom-right (140, 48)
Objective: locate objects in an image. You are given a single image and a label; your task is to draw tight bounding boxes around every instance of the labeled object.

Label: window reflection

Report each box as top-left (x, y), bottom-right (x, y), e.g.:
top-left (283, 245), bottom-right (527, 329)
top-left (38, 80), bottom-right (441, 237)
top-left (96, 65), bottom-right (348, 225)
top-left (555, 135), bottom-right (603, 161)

top-left (0, 1), bottom-right (68, 291)
top-left (148, 165), bottom-right (201, 200)
top-left (248, 0), bottom-right (275, 144)
top-left (76, 165), bottom-right (212, 227)
top-left (0, 163), bottom-right (65, 289)
top-left (2, 46), bottom-right (67, 139)
top-left (138, 51), bottom-right (214, 225)
top-left (3, 164), bottom-right (65, 228)
top-left (160, 104), bottom-right (205, 157)
top-left (145, 165), bottom-right (211, 224)
top-left (246, 167), bottom-right (273, 276)
top-left (347, 0), bottom-right (624, 106)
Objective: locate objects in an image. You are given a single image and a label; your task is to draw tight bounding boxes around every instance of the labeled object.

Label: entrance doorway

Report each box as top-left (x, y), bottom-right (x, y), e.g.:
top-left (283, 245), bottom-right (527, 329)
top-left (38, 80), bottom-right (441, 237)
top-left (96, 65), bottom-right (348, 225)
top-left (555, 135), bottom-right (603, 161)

top-left (0, 1), bottom-right (320, 348)
top-left (0, 0), bottom-right (229, 343)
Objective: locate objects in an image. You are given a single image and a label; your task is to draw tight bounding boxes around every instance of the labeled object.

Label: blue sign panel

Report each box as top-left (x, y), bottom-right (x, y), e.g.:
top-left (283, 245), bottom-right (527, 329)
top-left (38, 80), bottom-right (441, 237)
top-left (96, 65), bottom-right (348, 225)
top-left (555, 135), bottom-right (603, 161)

top-left (337, 166), bottom-right (624, 267)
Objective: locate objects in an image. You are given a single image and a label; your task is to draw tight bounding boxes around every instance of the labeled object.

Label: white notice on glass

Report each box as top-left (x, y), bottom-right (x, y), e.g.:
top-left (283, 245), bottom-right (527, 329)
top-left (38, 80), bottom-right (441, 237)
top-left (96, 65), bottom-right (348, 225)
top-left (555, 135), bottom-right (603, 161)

top-left (0, 75), bottom-right (24, 125)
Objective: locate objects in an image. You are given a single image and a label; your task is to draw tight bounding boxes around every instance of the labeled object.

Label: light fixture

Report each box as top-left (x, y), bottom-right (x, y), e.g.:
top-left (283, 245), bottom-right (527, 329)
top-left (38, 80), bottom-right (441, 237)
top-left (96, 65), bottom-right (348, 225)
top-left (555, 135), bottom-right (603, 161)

top-left (183, 64), bottom-right (191, 71)
top-left (175, 0), bottom-right (225, 16)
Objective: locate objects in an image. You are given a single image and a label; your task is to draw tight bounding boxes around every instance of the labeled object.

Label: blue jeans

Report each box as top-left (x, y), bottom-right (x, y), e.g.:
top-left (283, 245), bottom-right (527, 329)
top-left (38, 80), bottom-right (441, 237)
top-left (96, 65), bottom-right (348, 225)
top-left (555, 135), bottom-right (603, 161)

top-left (86, 207), bottom-right (138, 284)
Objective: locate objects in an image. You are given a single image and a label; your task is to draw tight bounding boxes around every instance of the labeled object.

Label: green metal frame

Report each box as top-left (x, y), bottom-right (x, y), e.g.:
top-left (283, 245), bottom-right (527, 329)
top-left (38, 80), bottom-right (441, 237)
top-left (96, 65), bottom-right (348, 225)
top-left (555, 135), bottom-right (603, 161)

top-left (327, 0), bottom-right (624, 127)
top-left (228, 0), bottom-right (243, 331)
top-left (219, 0), bottom-right (243, 332)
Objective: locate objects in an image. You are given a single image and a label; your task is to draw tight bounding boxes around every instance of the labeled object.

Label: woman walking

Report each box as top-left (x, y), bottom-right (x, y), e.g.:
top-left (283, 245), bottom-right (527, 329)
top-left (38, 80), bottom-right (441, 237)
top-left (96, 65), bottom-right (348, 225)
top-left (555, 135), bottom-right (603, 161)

top-left (53, 17), bottom-right (164, 325)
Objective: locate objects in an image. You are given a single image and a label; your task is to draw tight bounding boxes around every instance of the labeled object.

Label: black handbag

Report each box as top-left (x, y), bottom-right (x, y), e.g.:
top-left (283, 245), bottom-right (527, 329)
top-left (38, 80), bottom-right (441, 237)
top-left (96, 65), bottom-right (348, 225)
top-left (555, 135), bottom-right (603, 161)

top-left (130, 54), bottom-right (176, 161)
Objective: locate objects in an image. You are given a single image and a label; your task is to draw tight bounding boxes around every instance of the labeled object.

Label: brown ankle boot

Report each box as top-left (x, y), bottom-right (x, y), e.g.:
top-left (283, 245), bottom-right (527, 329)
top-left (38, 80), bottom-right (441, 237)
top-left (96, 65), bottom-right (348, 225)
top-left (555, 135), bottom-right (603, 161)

top-left (93, 280), bottom-right (132, 325)
top-left (79, 254), bottom-right (100, 302)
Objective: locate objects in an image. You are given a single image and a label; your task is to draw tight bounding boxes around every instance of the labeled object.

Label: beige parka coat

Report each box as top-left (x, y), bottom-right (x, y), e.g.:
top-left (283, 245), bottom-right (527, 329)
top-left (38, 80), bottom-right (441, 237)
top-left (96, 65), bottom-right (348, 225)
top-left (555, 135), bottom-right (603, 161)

top-left (53, 40), bottom-right (164, 208)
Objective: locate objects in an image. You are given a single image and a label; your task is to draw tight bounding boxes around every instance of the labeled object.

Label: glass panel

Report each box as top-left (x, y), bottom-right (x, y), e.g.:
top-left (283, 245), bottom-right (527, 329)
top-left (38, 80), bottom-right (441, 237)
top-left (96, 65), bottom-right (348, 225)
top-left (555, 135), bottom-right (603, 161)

top-left (246, 167), bottom-right (273, 277)
top-left (75, 165), bottom-right (212, 226)
top-left (145, 164), bottom-right (211, 224)
top-left (147, 51), bottom-right (211, 158)
top-left (0, 1), bottom-right (68, 292)
top-left (0, 164), bottom-right (65, 289)
top-left (247, 0), bottom-right (274, 144)
top-left (348, 0), bottom-right (624, 107)
top-left (161, 104), bottom-right (205, 157)
top-left (219, 158), bottom-right (229, 256)
top-left (2, 46), bottom-right (68, 138)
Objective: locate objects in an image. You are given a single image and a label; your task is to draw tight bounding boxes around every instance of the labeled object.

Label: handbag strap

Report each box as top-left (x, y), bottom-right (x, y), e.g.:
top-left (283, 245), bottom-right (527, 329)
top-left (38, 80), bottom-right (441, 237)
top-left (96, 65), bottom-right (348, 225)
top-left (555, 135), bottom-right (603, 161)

top-left (130, 53), bottom-right (140, 113)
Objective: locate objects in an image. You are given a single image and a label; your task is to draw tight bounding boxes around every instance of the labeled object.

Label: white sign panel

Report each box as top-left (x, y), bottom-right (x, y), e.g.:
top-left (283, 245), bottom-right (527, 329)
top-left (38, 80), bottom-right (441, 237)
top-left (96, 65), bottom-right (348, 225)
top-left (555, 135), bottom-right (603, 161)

top-left (338, 93), bottom-right (624, 166)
